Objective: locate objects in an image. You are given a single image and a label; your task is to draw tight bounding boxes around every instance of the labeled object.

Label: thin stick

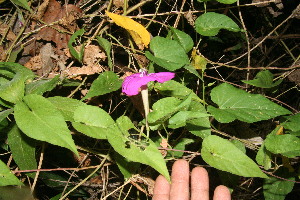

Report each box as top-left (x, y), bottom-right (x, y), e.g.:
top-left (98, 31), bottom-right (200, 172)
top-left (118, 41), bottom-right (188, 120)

top-left (31, 143), bottom-right (45, 193)
top-left (225, 10), bottom-right (295, 65)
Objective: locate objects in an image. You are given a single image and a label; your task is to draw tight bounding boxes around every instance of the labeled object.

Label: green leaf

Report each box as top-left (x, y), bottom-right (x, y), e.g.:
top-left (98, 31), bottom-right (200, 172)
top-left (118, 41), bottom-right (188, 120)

top-left (186, 101), bottom-right (211, 138)
top-left (145, 36), bottom-right (190, 71)
top-left (154, 80), bottom-right (203, 103)
top-left (148, 95), bottom-right (192, 125)
top-left (68, 29), bottom-right (85, 62)
top-left (282, 113), bottom-right (300, 132)
top-left (106, 116), bottom-right (170, 182)
top-left (0, 159), bottom-right (23, 186)
top-left (168, 111), bottom-right (210, 129)
top-left (183, 64), bottom-right (203, 80)
top-left (169, 27), bottom-right (194, 53)
top-left (201, 135), bottom-right (268, 178)
top-left (216, 0), bottom-right (238, 4)
top-left (207, 83), bottom-right (291, 123)
top-left (265, 131), bottom-right (300, 158)
top-left (263, 169), bottom-right (295, 200)
top-left (96, 37), bottom-right (113, 70)
top-left (0, 62), bottom-right (35, 104)
top-left (171, 138), bottom-right (194, 158)
top-left (25, 75), bottom-right (60, 95)
top-left (72, 104), bottom-right (115, 139)
top-left (48, 96), bottom-right (85, 121)
top-left (195, 12), bottom-right (240, 36)
top-left (83, 71), bottom-right (122, 100)
top-left (0, 109), bottom-right (13, 123)
top-left (0, 187), bottom-right (33, 200)
top-left (10, 0), bottom-right (33, 12)
top-left (14, 94), bottom-right (78, 156)
top-left (242, 70), bottom-right (282, 88)
top-left (7, 124), bottom-right (36, 177)
top-left (256, 144), bottom-right (272, 170)
top-left (114, 152), bottom-right (140, 179)
top-left (231, 140), bottom-right (246, 154)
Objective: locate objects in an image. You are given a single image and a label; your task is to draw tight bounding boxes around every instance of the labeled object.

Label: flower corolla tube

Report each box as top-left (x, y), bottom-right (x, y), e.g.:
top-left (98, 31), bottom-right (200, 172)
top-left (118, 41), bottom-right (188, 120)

top-left (122, 71), bottom-right (175, 96)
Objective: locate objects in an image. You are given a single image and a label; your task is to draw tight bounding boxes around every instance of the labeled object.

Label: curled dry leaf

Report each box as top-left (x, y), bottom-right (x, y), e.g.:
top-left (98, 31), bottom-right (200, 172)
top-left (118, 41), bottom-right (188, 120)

top-left (159, 138), bottom-right (168, 157)
top-left (36, 0), bottom-right (82, 51)
top-left (24, 43), bottom-right (55, 77)
top-left (64, 45), bottom-right (106, 79)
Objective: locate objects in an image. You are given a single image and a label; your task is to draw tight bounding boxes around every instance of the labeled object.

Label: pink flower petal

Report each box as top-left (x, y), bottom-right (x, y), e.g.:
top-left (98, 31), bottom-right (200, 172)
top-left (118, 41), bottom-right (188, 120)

top-left (122, 72), bottom-right (175, 96)
top-left (148, 72), bottom-right (175, 83)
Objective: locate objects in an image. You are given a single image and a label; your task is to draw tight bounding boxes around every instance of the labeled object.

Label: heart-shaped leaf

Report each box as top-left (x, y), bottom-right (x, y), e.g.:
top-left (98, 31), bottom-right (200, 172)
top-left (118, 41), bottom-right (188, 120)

top-left (83, 71), bottom-right (122, 100)
top-left (207, 83), bottom-right (291, 123)
top-left (201, 135), bottom-right (268, 178)
top-left (195, 12), bottom-right (240, 36)
top-left (145, 36), bottom-right (190, 71)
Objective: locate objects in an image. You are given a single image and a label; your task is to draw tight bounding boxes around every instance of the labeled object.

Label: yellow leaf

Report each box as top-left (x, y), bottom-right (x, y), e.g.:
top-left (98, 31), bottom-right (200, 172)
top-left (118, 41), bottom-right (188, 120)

top-left (106, 11), bottom-right (150, 49)
top-left (275, 125), bottom-right (284, 135)
top-left (191, 49), bottom-right (207, 70)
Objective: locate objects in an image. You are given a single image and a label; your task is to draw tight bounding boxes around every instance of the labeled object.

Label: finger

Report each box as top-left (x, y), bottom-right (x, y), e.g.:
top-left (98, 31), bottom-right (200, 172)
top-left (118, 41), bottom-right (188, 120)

top-left (213, 185), bottom-right (231, 200)
top-left (191, 167), bottom-right (209, 200)
top-left (152, 175), bottom-right (171, 200)
top-left (169, 159), bottom-right (190, 200)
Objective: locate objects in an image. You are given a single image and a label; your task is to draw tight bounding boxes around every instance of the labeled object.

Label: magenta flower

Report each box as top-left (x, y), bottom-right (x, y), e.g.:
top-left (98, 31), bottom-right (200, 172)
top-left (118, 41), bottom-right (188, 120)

top-left (122, 71), bottom-right (175, 96)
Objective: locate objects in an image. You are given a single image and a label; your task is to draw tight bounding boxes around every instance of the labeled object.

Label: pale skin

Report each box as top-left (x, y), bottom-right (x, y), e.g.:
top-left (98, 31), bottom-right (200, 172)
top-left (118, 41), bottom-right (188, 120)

top-left (152, 160), bottom-right (231, 200)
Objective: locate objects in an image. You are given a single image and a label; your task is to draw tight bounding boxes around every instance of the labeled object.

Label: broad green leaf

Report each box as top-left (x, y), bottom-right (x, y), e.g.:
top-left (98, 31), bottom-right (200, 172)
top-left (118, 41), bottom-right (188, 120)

top-left (72, 104), bottom-right (115, 139)
top-left (195, 12), bottom-right (240, 36)
top-left (116, 115), bottom-right (138, 131)
top-left (231, 140), bottom-right (246, 154)
top-left (242, 70), bottom-right (282, 88)
top-left (14, 94), bottom-right (78, 156)
top-left (148, 95), bottom-right (192, 125)
top-left (83, 71), bottom-right (122, 100)
top-left (265, 131), bottom-right (300, 158)
top-left (186, 101), bottom-right (211, 138)
top-left (145, 36), bottom-right (190, 71)
top-left (216, 0), bottom-right (238, 4)
top-left (96, 37), bottom-right (113, 70)
top-left (0, 159), bottom-right (23, 186)
top-left (68, 29), bottom-right (85, 62)
top-left (201, 135), bottom-right (268, 178)
top-left (207, 83), bottom-right (291, 123)
top-left (256, 144), bottom-right (272, 170)
top-left (263, 169), bottom-right (295, 200)
top-left (169, 27), bottom-right (194, 53)
top-left (25, 75), bottom-right (60, 95)
top-left (48, 96), bottom-right (85, 121)
top-left (106, 116), bottom-right (170, 181)
top-left (155, 80), bottom-right (203, 103)
top-left (0, 62), bottom-right (35, 104)
top-left (282, 113), bottom-right (300, 132)
top-left (10, 0), bottom-right (32, 12)
top-left (168, 111), bottom-right (210, 129)
top-left (7, 124), bottom-right (36, 177)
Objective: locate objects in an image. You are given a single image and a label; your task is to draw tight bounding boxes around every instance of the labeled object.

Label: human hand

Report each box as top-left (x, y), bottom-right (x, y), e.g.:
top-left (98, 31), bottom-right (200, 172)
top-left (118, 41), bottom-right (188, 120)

top-left (152, 159), bottom-right (231, 200)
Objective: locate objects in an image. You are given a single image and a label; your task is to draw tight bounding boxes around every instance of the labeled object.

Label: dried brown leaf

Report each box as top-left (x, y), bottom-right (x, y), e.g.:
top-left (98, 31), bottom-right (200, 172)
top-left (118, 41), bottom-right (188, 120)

top-left (36, 0), bottom-right (82, 50)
